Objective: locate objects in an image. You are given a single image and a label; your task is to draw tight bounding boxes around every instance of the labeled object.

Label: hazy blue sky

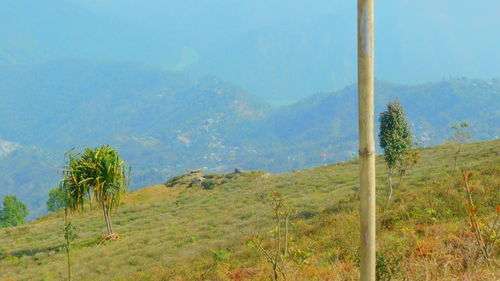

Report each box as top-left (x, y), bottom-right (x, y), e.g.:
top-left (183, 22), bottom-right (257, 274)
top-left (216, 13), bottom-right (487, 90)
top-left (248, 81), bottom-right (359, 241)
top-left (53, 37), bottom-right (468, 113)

top-left (1, 0), bottom-right (498, 103)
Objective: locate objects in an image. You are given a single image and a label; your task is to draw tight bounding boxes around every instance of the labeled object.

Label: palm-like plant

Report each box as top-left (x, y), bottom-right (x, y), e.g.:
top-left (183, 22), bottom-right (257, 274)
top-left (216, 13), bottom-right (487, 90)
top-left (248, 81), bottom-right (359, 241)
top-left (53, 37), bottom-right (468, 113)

top-left (62, 145), bottom-right (129, 236)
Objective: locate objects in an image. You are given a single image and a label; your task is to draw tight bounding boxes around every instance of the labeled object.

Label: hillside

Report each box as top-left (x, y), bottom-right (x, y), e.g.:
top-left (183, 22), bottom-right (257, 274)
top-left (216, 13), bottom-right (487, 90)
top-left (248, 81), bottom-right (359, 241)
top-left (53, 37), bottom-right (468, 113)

top-left (0, 145), bottom-right (59, 217)
top-left (0, 60), bottom-right (270, 148)
top-left (0, 60), bottom-right (272, 218)
top-left (0, 60), bottom-right (498, 219)
top-left (257, 79), bottom-right (500, 165)
top-left (0, 140), bottom-right (498, 280)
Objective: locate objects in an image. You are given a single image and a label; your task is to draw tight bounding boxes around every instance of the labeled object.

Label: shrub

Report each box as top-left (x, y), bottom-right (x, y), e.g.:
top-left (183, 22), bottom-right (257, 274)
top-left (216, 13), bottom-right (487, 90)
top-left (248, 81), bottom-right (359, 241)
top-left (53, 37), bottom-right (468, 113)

top-left (202, 180), bottom-right (216, 190)
top-left (46, 187), bottom-right (67, 212)
top-left (376, 252), bottom-right (401, 281)
top-left (0, 196), bottom-right (29, 228)
top-left (165, 175), bottom-right (184, 187)
top-left (188, 178), bottom-right (202, 188)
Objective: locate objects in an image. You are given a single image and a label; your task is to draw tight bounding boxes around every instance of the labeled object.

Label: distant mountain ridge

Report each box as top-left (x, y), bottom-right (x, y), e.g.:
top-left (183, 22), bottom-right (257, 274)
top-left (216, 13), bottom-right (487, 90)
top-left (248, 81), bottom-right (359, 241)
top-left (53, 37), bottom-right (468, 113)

top-left (1, 0), bottom-right (499, 101)
top-left (264, 78), bottom-right (500, 148)
top-left (0, 60), bottom-right (270, 148)
top-left (0, 60), bottom-right (498, 219)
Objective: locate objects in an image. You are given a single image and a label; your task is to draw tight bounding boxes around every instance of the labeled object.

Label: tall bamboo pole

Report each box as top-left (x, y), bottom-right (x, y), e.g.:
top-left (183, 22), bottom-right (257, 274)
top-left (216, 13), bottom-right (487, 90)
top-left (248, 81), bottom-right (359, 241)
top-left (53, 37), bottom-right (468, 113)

top-left (357, 0), bottom-right (376, 280)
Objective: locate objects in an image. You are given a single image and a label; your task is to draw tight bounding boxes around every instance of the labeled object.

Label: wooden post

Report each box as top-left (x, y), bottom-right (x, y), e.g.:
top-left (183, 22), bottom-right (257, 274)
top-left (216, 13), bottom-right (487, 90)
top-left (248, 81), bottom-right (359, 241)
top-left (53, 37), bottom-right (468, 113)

top-left (357, 0), bottom-right (376, 280)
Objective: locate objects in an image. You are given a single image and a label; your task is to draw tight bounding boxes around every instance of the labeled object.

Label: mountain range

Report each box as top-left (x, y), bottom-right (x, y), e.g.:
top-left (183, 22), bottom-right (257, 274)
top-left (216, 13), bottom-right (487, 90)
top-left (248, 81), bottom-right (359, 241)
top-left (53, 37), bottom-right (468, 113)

top-left (0, 60), bottom-right (498, 218)
top-left (1, 0), bottom-right (499, 103)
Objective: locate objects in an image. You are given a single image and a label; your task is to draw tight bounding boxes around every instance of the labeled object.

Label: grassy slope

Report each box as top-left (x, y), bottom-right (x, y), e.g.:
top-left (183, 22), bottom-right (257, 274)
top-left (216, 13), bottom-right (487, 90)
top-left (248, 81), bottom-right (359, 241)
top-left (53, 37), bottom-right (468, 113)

top-left (0, 140), bottom-right (498, 280)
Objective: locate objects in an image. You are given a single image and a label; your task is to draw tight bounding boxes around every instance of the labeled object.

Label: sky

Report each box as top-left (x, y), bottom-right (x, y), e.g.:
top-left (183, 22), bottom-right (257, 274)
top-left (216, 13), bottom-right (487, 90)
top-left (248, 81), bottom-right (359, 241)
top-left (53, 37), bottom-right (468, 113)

top-left (1, 0), bottom-right (498, 103)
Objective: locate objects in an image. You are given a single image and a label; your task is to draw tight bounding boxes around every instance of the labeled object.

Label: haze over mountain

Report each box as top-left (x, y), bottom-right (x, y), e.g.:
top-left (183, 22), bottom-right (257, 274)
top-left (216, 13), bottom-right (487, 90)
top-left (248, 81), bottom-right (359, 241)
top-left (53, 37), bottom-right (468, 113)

top-left (0, 60), bottom-right (498, 218)
top-left (0, 0), bottom-right (499, 219)
top-left (1, 0), bottom-right (498, 103)
top-left (0, 1), bottom-right (499, 279)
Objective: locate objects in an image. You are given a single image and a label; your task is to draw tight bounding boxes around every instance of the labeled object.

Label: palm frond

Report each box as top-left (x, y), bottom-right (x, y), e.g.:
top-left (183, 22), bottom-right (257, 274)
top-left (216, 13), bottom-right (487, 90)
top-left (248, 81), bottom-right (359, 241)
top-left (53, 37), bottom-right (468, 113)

top-left (61, 145), bottom-right (129, 212)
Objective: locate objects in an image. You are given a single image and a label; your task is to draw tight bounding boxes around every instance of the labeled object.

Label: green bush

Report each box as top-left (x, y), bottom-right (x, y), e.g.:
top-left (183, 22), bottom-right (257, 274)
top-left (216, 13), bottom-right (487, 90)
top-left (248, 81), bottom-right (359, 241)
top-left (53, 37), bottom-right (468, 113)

top-left (165, 175), bottom-right (184, 187)
top-left (202, 180), bottom-right (216, 190)
top-left (0, 196), bottom-right (29, 228)
top-left (376, 252), bottom-right (402, 281)
top-left (188, 178), bottom-right (202, 188)
top-left (46, 187), bottom-right (67, 212)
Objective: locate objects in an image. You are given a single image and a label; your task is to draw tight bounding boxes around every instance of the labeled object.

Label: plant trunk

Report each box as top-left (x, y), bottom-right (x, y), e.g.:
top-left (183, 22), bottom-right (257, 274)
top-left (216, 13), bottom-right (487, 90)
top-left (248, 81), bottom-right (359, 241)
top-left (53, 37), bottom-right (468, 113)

top-left (64, 208), bottom-right (71, 281)
top-left (388, 168), bottom-right (393, 202)
top-left (102, 201), bottom-right (113, 235)
top-left (398, 167), bottom-right (405, 187)
top-left (106, 206), bottom-right (114, 234)
top-left (283, 215), bottom-right (289, 269)
top-left (464, 179), bottom-right (490, 265)
top-left (67, 245), bottom-right (71, 281)
top-left (273, 215), bottom-right (281, 281)
top-left (453, 143), bottom-right (461, 170)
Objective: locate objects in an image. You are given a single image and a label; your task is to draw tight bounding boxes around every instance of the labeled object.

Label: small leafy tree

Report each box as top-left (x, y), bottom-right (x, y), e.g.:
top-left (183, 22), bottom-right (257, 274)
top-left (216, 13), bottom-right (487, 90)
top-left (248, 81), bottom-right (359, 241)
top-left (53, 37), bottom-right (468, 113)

top-left (379, 100), bottom-right (412, 201)
top-left (251, 191), bottom-right (309, 280)
top-left (0, 196), bottom-right (29, 228)
top-left (47, 187), bottom-right (68, 212)
top-left (61, 145), bottom-right (129, 239)
top-left (449, 122), bottom-right (471, 170)
top-left (52, 185), bottom-right (76, 281)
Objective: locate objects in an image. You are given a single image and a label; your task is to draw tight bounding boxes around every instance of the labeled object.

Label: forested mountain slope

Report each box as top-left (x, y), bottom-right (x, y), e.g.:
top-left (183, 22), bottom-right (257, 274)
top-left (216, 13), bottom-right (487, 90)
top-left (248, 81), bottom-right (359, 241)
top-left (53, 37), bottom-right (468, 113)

top-left (258, 79), bottom-right (499, 164)
top-left (0, 61), bottom-right (498, 218)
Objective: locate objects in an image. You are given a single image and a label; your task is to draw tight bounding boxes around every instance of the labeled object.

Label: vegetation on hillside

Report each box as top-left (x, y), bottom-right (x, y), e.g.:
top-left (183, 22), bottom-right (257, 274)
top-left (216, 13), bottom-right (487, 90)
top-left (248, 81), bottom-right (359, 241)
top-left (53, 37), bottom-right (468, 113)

top-left (0, 140), bottom-right (498, 280)
top-left (379, 100), bottom-right (413, 201)
top-left (47, 188), bottom-right (68, 213)
top-left (1, 63), bottom-right (498, 220)
top-left (450, 122), bottom-right (472, 170)
top-left (0, 146), bottom-right (59, 219)
top-left (0, 196), bottom-right (29, 228)
top-left (62, 146), bottom-right (129, 237)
